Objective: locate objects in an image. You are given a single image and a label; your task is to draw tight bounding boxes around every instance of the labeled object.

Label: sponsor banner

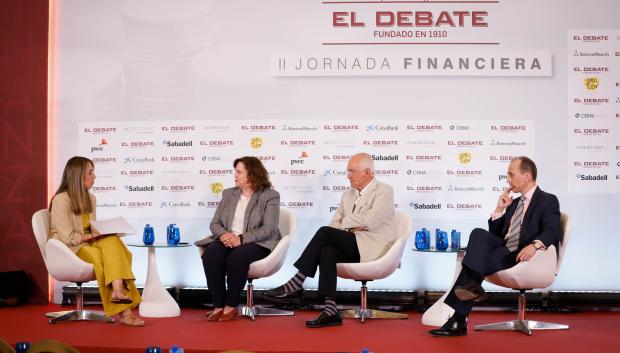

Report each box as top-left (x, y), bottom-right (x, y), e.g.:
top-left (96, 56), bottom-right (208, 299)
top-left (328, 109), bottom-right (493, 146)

top-left (567, 29), bottom-right (619, 193)
top-left (80, 119), bottom-right (534, 219)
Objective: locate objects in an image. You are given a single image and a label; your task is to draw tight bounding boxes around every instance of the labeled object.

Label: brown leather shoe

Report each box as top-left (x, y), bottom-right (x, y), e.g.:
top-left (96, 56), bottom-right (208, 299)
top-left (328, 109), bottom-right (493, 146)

top-left (217, 308), bottom-right (238, 321)
top-left (207, 310), bottom-right (223, 321)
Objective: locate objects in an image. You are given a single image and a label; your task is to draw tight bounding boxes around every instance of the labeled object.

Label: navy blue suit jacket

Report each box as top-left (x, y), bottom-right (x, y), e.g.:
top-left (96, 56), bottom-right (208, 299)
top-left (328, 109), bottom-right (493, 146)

top-left (487, 186), bottom-right (561, 251)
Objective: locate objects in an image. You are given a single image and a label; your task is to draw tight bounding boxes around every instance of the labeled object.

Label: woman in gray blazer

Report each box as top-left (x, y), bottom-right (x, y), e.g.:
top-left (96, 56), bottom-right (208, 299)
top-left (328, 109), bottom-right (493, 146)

top-left (199, 156), bottom-right (281, 321)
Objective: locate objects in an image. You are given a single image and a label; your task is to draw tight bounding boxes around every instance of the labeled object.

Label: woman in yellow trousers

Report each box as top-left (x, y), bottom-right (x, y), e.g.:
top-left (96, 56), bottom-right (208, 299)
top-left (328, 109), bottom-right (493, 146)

top-left (49, 156), bottom-right (144, 326)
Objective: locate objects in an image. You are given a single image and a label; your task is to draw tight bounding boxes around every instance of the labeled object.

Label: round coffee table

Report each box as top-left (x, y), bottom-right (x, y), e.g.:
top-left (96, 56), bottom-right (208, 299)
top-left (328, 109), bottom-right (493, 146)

top-left (127, 242), bottom-right (192, 318)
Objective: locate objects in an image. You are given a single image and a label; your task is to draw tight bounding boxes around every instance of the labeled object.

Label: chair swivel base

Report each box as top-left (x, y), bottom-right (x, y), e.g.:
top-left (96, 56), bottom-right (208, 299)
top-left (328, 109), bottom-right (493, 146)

top-left (238, 305), bottom-right (294, 321)
top-left (474, 319), bottom-right (569, 336)
top-left (341, 308), bottom-right (408, 323)
top-left (46, 310), bottom-right (115, 324)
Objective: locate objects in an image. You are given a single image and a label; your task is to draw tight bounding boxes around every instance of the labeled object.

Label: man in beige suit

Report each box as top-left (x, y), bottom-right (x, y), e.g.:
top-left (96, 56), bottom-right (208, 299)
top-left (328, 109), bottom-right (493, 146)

top-left (264, 153), bottom-right (396, 328)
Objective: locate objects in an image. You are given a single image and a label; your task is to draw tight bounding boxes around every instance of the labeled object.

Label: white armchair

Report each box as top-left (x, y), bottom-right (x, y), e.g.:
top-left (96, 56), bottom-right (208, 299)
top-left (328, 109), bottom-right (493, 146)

top-left (336, 210), bottom-right (412, 322)
top-left (239, 208), bottom-right (296, 320)
top-left (32, 209), bottom-right (114, 324)
top-left (474, 212), bottom-right (571, 335)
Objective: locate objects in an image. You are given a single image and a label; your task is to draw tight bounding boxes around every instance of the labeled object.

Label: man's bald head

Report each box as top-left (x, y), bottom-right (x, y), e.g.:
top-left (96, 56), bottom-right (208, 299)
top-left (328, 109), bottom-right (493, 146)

top-left (347, 153), bottom-right (375, 190)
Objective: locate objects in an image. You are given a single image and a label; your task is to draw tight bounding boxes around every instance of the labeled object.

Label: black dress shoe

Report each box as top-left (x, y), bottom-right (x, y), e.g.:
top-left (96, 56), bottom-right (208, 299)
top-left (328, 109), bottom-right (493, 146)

top-left (306, 312), bottom-right (342, 328)
top-left (454, 281), bottom-right (487, 302)
top-left (262, 285), bottom-right (303, 304)
top-left (428, 316), bottom-right (467, 336)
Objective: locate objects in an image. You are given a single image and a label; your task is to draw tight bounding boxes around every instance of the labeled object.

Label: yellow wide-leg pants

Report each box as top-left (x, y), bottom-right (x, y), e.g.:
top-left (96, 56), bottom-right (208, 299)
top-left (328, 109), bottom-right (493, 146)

top-left (77, 235), bottom-right (141, 316)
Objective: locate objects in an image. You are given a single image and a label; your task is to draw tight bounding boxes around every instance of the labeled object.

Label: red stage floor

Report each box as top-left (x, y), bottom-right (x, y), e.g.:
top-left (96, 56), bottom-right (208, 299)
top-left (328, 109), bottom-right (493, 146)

top-left (0, 305), bottom-right (618, 353)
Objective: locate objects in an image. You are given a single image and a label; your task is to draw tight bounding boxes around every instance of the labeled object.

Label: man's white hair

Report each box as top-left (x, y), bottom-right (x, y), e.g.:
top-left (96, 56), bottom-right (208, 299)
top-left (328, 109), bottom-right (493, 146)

top-left (356, 153), bottom-right (375, 173)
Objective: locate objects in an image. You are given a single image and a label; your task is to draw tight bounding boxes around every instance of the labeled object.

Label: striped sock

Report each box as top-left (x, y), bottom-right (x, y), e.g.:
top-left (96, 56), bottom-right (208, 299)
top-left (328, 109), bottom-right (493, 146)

top-left (283, 272), bottom-right (306, 293)
top-left (323, 297), bottom-right (338, 316)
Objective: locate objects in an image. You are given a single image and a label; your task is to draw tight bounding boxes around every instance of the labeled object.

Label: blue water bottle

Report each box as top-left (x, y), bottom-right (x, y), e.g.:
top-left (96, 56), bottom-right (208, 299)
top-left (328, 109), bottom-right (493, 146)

top-left (172, 226), bottom-right (181, 245)
top-left (415, 230), bottom-right (426, 250)
top-left (166, 223), bottom-right (176, 245)
top-left (424, 228), bottom-right (431, 249)
top-left (436, 231), bottom-right (449, 250)
top-left (169, 345), bottom-right (184, 353)
top-left (143, 224), bottom-right (154, 245)
top-left (15, 341), bottom-right (31, 353)
top-left (451, 230), bottom-right (461, 250)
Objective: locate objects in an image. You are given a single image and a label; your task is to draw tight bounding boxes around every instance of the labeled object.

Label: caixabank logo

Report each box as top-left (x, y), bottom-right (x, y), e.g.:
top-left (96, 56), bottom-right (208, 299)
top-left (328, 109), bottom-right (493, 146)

top-left (576, 173), bottom-right (608, 181)
top-left (124, 156), bottom-right (155, 164)
top-left (324, 169), bottom-right (347, 177)
top-left (160, 201), bottom-right (191, 208)
top-left (366, 124), bottom-right (398, 132)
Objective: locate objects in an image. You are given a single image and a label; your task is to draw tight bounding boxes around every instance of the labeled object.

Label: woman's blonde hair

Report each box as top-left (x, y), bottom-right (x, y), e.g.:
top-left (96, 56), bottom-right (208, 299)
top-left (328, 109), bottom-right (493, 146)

top-left (50, 156), bottom-right (94, 215)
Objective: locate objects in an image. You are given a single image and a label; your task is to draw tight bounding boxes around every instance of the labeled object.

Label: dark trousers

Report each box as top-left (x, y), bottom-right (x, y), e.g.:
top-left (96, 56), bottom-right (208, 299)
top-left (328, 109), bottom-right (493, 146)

top-left (445, 228), bottom-right (517, 316)
top-left (294, 226), bottom-right (361, 298)
top-left (201, 241), bottom-right (270, 308)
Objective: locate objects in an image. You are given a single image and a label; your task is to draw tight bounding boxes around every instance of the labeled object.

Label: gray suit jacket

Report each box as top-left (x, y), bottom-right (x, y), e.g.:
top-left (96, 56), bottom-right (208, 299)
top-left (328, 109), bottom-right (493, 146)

top-left (205, 187), bottom-right (281, 251)
top-left (329, 179), bottom-right (396, 262)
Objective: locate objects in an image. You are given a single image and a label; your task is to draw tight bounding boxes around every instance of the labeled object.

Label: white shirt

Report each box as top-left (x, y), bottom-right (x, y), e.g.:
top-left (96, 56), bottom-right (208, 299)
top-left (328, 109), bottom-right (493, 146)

top-left (231, 194), bottom-right (251, 235)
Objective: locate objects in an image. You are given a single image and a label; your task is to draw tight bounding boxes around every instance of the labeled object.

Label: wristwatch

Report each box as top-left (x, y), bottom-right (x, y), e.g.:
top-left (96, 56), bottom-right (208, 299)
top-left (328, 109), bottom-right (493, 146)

top-left (532, 242), bottom-right (542, 250)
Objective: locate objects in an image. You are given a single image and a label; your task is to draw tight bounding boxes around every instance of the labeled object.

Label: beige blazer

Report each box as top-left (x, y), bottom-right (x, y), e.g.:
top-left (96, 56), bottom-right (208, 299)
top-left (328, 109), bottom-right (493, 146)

top-left (329, 179), bottom-right (396, 262)
top-left (49, 191), bottom-right (97, 254)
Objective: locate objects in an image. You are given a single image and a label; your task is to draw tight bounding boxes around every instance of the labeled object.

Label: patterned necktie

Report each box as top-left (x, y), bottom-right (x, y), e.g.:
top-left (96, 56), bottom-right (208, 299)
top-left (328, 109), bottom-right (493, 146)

top-left (505, 196), bottom-right (526, 252)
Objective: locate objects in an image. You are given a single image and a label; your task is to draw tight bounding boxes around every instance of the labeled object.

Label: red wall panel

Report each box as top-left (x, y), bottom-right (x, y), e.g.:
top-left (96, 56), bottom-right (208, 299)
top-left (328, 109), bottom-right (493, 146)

top-left (0, 0), bottom-right (50, 304)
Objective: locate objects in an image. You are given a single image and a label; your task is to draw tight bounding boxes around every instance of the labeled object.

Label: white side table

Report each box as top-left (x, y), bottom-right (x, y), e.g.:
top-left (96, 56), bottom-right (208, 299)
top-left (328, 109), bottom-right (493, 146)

top-left (414, 247), bottom-right (467, 327)
top-left (127, 242), bottom-right (191, 318)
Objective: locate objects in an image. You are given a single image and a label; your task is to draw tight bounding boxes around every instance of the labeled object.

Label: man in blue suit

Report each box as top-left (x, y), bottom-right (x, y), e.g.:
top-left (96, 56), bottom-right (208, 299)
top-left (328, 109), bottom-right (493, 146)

top-left (429, 156), bottom-right (561, 336)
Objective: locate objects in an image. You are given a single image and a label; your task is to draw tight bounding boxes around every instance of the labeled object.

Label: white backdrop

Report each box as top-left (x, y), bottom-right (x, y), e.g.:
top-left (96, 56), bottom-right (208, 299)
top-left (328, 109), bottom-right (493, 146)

top-left (51, 0), bottom-right (620, 302)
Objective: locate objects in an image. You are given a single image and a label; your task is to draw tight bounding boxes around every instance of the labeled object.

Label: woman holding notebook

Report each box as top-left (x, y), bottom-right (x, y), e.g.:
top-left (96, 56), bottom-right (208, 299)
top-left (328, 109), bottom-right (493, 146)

top-left (49, 156), bottom-right (144, 326)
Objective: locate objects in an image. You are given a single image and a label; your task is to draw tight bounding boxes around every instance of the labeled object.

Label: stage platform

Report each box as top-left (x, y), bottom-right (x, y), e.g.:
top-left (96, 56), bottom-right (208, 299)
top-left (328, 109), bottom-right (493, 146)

top-left (1, 304), bottom-right (618, 353)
